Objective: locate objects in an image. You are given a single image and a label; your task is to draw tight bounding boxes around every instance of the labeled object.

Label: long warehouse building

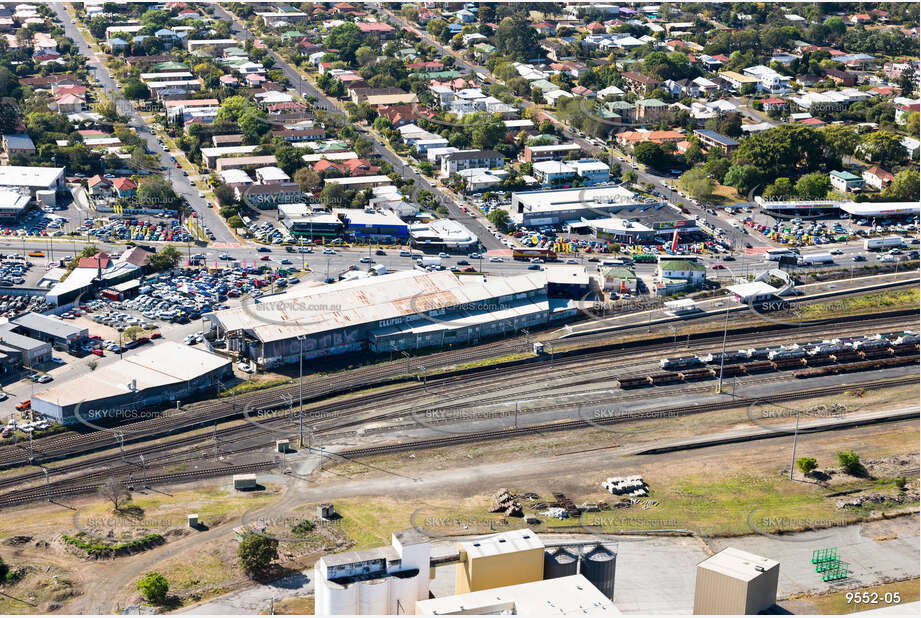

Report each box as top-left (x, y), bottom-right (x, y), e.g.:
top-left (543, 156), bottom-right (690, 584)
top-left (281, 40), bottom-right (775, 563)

top-left (205, 270), bottom-right (577, 368)
top-left (31, 342), bottom-right (233, 424)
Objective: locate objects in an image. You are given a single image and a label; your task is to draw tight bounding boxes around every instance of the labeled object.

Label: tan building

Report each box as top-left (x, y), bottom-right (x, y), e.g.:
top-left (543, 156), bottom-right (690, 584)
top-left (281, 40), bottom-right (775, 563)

top-left (455, 528), bottom-right (545, 594)
top-left (693, 547), bottom-right (779, 615)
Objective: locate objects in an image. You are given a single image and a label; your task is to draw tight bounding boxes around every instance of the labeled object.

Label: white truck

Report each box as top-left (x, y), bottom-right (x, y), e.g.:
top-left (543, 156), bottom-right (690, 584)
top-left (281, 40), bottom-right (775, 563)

top-left (798, 253), bottom-right (834, 265)
top-left (864, 236), bottom-right (906, 251)
top-left (416, 256), bottom-right (442, 268)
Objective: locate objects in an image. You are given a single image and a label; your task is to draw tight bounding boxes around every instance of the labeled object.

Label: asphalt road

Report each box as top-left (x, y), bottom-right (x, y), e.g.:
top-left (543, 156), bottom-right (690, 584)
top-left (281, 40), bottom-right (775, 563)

top-left (50, 4), bottom-right (237, 245)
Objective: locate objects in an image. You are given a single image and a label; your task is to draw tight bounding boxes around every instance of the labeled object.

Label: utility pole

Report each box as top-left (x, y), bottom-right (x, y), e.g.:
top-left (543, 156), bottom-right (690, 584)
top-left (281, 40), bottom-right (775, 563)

top-left (298, 335), bottom-right (305, 448)
top-left (716, 307), bottom-right (730, 393)
top-left (789, 411), bottom-right (800, 480)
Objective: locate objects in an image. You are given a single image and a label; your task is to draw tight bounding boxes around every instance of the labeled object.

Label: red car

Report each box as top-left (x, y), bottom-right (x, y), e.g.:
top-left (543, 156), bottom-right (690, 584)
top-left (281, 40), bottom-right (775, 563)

top-left (150, 332), bottom-right (162, 339)
top-left (711, 264), bottom-right (725, 269)
top-left (259, 255), bottom-right (270, 261)
top-left (91, 349), bottom-right (104, 357)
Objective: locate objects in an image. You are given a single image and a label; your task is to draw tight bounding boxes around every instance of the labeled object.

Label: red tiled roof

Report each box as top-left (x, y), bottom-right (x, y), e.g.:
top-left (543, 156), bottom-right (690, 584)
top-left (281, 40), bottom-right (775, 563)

top-left (78, 252), bottom-right (111, 269)
top-left (112, 177), bottom-right (137, 191)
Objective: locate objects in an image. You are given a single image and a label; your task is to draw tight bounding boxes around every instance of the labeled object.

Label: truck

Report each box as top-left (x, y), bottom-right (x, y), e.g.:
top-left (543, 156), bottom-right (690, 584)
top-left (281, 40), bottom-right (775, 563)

top-left (797, 253), bottom-right (834, 265)
top-left (864, 236), bottom-right (906, 251)
top-left (417, 256), bottom-right (442, 268)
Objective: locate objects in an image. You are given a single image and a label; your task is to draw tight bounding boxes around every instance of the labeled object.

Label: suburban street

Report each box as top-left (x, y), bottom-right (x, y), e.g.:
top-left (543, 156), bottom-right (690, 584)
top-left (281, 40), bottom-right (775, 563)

top-left (51, 4), bottom-right (238, 246)
top-left (211, 5), bottom-right (507, 252)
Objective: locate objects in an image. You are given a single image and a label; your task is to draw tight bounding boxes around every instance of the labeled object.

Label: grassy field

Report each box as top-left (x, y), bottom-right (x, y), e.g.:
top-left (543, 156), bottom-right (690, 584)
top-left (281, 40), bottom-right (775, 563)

top-left (799, 288), bottom-right (919, 320)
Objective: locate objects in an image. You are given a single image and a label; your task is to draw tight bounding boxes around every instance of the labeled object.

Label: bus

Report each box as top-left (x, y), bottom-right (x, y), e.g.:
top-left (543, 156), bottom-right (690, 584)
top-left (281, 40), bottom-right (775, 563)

top-left (631, 253), bottom-right (657, 263)
top-left (512, 248), bottom-right (557, 261)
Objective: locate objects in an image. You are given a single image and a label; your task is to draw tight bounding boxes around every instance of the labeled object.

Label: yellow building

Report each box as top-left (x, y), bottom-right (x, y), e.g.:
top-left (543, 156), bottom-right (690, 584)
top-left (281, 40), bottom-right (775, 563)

top-left (693, 547), bottom-right (779, 615)
top-left (455, 528), bottom-right (545, 594)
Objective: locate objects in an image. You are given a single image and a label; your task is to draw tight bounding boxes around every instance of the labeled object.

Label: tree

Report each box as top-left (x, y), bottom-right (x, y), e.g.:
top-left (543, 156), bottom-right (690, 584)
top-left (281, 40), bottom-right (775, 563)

top-left (274, 146), bottom-right (303, 176)
top-left (907, 112), bottom-right (920, 138)
top-left (883, 169), bottom-right (920, 201)
top-left (355, 46), bottom-right (376, 67)
top-left (122, 326), bottom-right (143, 342)
top-left (136, 572), bottom-right (169, 605)
top-left (723, 164), bottom-right (760, 193)
top-left (495, 16), bottom-right (540, 61)
top-left (214, 184), bottom-right (236, 207)
top-left (794, 172), bottom-right (831, 199)
top-left (237, 533), bottom-right (278, 575)
top-left (319, 182), bottom-right (347, 208)
top-left (836, 450), bottom-right (864, 476)
top-left (148, 245), bottom-right (181, 271)
top-left (227, 215), bottom-right (244, 229)
top-left (122, 79), bottom-right (149, 100)
top-left (487, 208), bottom-right (510, 232)
top-left (99, 477), bottom-right (130, 511)
top-left (763, 177), bottom-right (794, 199)
top-left (137, 176), bottom-right (177, 209)
top-left (796, 457), bottom-right (818, 475)
top-left (325, 23), bottom-right (366, 64)
top-left (633, 142), bottom-right (668, 170)
top-left (294, 167), bottom-right (321, 193)
top-left (860, 131), bottom-right (908, 167)
top-left (677, 167), bottom-right (715, 201)
top-left (898, 65), bottom-right (916, 98)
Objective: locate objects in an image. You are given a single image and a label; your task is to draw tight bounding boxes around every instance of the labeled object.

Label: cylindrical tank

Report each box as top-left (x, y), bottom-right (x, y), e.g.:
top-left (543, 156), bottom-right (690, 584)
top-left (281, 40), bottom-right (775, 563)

top-left (389, 571), bottom-right (418, 615)
top-left (357, 577), bottom-right (388, 615)
top-left (580, 544), bottom-right (617, 600)
top-left (544, 546), bottom-right (579, 580)
top-left (319, 578), bottom-right (358, 615)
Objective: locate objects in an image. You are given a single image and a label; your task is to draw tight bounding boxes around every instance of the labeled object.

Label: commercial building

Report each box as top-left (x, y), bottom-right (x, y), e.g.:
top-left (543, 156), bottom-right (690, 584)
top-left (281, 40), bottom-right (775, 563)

top-left (511, 186), bottom-right (663, 228)
top-left (31, 342), bottom-right (233, 424)
top-left (534, 160), bottom-right (577, 184)
top-left (278, 204), bottom-right (343, 239)
top-left (416, 574), bottom-right (619, 615)
top-left (0, 324), bottom-right (52, 368)
top-left (0, 189), bottom-right (31, 221)
top-left (546, 266), bottom-right (591, 298)
top-left (204, 270), bottom-right (560, 368)
top-left (755, 197), bottom-right (920, 219)
top-left (456, 528), bottom-right (545, 594)
top-left (0, 165), bottom-right (65, 199)
top-left (333, 208), bottom-right (408, 243)
top-left (693, 547), bottom-right (779, 615)
top-left (11, 311), bottom-right (88, 352)
top-left (408, 218), bottom-right (479, 253)
top-left (313, 529), bottom-right (431, 615)
top-left (572, 159), bottom-right (611, 184)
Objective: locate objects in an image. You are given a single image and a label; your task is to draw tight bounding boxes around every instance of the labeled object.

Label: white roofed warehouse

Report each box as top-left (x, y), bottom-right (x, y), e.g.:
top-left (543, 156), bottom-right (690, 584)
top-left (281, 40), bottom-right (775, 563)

top-left (31, 342), bottom-right (233, 424)
top-left (204, 270), bottom-right (572, 368)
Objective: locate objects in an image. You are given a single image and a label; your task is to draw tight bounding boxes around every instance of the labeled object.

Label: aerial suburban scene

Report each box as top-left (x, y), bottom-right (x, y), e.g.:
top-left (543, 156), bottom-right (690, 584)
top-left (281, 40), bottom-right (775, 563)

top-left (0, 0), bottom-right (918, 615)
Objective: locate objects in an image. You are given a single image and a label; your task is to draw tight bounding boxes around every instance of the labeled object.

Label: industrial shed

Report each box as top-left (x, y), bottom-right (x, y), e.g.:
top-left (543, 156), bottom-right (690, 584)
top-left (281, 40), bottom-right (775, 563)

top-left (31, 342), bottom-right (232, 424)
top-left (11, 311), bottom-right (88, 351)
top-left (205, 270), bottom-right (552, 368)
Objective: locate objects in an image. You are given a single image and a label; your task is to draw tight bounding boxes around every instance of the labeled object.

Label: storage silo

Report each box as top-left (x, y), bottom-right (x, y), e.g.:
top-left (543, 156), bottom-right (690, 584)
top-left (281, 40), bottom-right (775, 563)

top-left (544, 546), bottom-right (579, 580)
top-left (357, 577), bottom-right (389, 615)
top-left (580, 544), bottom-right (617, 600)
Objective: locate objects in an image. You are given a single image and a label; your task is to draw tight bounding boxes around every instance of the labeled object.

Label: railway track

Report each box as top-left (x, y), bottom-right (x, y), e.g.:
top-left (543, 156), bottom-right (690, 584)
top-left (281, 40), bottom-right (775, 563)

top-left (0, 314), bottom-right (914, 470)
top-left (331, 376), bottom-right (920, 459)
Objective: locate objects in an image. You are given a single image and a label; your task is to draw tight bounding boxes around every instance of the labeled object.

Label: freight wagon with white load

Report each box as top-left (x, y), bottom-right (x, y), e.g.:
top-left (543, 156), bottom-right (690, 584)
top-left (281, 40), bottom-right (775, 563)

top-left (864, 236), bottom-right (906, 251)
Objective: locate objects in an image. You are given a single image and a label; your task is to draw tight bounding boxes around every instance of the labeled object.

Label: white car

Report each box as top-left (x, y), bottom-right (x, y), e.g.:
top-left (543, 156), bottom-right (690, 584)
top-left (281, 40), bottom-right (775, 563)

top-left (488, 256), bottom-right (503, 263)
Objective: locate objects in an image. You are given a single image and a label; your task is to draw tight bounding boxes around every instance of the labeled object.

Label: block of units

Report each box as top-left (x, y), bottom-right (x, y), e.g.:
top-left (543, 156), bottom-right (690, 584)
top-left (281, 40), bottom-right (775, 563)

top-left (233, 473), bottom-right (257, 490)
top-left (693, 547), bottom-right (779, 615)
top-left (276, 439), bottom-right (290, 453)
top-left (188, 514), bottom-right (199, 527)
top-left (455, 528), bottom-right (544, 594)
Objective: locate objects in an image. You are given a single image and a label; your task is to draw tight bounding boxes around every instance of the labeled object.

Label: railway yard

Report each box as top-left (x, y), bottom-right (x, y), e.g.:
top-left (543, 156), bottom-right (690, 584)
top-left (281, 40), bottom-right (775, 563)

top-left (0, 283), bottom-right (916, 615)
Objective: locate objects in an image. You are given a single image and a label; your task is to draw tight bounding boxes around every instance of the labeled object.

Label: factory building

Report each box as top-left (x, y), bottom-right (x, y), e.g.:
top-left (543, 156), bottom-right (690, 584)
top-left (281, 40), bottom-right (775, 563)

top-left (10, 311), bottom-right (88, 352)
top-left (511, 186), bottom-right (664, 228)
top-left (205, 270), bottom-right (574, 368)
top-left (31, 342), bottom-right (232, 424)
top-left (313, 529), bottom-right (431, 615)
top-left (416, 574), bottom-right (620, 615)
top-left (693, 547), bottom-right (779, 615)
top-left (455, 528), bottom-right (545, 594)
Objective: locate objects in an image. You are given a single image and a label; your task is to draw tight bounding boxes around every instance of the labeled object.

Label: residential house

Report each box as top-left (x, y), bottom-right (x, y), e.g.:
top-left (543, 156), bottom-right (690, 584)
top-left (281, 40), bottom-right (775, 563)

top-left (521, 143), bottom-right (582, 163)
top-left (112, 178), bottom-right (137, 199)
top-left (617, 130), bottom-right (684, 148)
top-left (636, 98), bottom-right (669, 123)
top-left (656, 259), bottom-right (706, 295)
top-left (693, 129), bottom-right (740, 154)
top-left (824, 68), bottom-right (857, 86)
top-left (86, 175), bottom-right (113, 199)
top-left (356, 21), bottom-right (395, 40)
top-left (718, 71), bottom-right (759, 93)
top-left (760, 97), bottom-right (788, 112)
top-left (2, 134), bottom-right (35, 157)
top-left (862, 166), bottom-right (894, 191)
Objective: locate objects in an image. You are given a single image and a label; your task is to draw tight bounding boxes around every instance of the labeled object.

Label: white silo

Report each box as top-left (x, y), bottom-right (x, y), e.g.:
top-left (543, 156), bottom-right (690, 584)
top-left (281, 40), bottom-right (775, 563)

top-left (391, 529), bottom-right (431, 601)
top-left (389, 571), bottom-right (419, 615)
top-left (357, 577), bottom-right (389, 615)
